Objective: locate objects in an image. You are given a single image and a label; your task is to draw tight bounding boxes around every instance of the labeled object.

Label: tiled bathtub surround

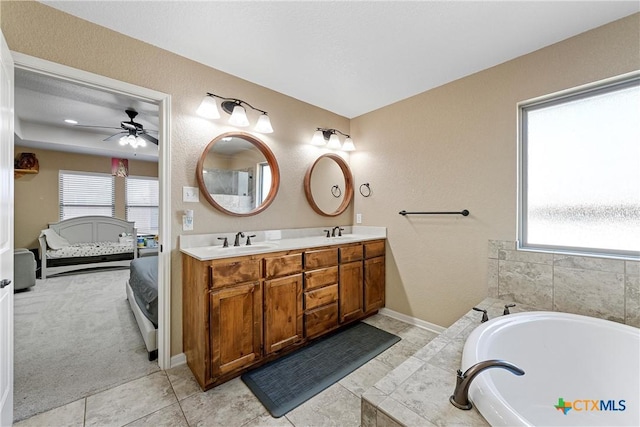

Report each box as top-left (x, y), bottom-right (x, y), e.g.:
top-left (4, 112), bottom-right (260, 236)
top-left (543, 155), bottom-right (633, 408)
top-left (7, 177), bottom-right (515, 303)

top-left (488, 240), bottom-right (639, 327)
top-left (361, 298), bottom-right (536, 427)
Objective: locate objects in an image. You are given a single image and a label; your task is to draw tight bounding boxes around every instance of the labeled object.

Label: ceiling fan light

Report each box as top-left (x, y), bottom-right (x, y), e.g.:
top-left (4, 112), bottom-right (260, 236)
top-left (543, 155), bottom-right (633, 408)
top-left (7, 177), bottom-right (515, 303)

top-left (327, 133), bottom-right (341, 149)
top-left (255, 113), bottom-right (274, 133)
top-left (311, 130), bottom-right (326, 146)
top-left (228, 105), bottom-right (249, 127)
top-left (342, 137), bottom-right (356, 151)
top-left (119, 136), bottom-right (128, 146)
top-left (136, 136), bottom-right (147, 147)
top-left (196, 95), bottom-right (220, 119)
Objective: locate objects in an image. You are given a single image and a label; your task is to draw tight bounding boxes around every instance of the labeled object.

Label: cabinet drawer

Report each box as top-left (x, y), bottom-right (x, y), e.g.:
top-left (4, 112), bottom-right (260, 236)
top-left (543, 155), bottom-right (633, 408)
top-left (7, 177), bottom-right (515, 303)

top-left (210, 259), bottom-right (261, 288)
top-left (305, 284), bottom-right (338, 311)
top-left (304, 248), bottom-right (338, 269)
top-left (339, 244), bottom-right (363, 263)
top-left (264, 253), bottom-right (303, 279)
top-left (305, 303), bottom-right (338, 339)
top-left (304, 266), bottom-right (338, 291)
top-left (364, 240), bottom-right (385, 259)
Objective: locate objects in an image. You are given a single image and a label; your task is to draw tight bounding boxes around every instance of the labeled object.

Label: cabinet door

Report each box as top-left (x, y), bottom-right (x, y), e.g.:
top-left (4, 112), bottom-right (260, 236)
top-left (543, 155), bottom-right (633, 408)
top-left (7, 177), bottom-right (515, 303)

top-left (210, 282), bottom-right (262, 377)
top-left (364, 256), bottom-right (385, 313)
top-left (339, 261), bottom-right (364, 323)
top-left (264, 274), bottom-right (303, 354)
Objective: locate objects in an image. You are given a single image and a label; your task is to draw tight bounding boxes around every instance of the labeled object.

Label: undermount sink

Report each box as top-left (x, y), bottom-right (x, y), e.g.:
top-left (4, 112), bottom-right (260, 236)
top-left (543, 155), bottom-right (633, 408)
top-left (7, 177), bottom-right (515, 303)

top-left (208, 243), bottom-right (278, 253)
top-left (325, 234), bottom-right (366, 242)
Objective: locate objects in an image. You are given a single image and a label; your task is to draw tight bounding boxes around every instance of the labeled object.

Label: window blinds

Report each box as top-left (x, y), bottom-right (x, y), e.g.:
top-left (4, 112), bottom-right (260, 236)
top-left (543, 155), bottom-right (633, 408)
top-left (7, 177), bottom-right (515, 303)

top-left (126, 176), bottom-right (159, 234)
top-left (59, 170), bottom-right (115, 220)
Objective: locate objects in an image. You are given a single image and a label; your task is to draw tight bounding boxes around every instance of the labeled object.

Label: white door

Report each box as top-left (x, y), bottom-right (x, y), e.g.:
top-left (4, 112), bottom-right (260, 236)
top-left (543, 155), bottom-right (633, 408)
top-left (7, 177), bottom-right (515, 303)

top-left (0, 30), bottom-right (14, 427)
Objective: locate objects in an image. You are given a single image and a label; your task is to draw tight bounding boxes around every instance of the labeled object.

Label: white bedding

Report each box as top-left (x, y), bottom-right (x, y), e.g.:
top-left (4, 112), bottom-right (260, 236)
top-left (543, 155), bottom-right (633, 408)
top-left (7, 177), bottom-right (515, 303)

top-left (46, 241), bottom-right (134, 259)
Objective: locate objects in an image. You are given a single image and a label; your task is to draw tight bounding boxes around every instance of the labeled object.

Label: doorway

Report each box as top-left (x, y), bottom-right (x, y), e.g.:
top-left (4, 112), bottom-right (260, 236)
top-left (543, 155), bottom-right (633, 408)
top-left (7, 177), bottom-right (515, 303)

top-left (11, 52), bottom-right (171, 417)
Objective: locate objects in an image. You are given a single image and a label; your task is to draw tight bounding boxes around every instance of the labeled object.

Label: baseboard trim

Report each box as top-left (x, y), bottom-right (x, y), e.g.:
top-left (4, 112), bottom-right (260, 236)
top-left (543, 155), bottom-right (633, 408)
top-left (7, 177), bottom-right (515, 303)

top-left (170, 353), bottom-right (186, 368)
top-left (378, 308), bottom-right (446, 334)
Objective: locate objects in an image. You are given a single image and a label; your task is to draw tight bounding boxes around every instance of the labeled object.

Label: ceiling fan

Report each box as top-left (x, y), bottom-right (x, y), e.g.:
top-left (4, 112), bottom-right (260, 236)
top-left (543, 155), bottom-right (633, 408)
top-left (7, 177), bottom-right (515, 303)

top-left (76, 108), bottom-right (158, 146)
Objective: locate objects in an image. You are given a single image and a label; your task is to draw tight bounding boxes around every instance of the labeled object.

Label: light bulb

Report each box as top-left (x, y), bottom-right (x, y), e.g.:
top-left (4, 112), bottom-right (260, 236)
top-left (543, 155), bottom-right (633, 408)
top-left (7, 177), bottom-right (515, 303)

top-left (228, 105), bottom-right (249, 127)
top-left (119, 136), bottom-right (128, 146)
top-left (255, 113), bottom-right (274, 133)
top-left (342, 137), bottom-right (356, 151)
top-left (327, 133), bottom-right (341, 149)
top-left (311, 130), bottom-right (326, 146)
top-left (196, 95), bottom-right (220, 119)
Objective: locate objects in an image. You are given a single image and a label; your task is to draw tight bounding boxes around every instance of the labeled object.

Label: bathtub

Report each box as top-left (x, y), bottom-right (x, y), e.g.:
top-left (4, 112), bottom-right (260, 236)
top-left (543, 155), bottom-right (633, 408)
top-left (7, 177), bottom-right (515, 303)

top-left (461, 311), bottom-right (639, 426)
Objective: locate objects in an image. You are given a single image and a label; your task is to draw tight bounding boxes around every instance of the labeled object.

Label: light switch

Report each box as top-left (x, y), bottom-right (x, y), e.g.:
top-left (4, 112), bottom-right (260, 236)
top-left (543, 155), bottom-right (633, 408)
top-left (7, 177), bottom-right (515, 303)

top-left (183, 186), bottom-right (199, 202)
top-left (356, 213), bottom-right (362, 224)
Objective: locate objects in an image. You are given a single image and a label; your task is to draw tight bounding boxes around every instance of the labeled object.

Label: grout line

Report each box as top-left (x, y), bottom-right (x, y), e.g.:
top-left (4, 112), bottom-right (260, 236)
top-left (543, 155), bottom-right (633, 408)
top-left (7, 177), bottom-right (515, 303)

top-left (83, 398), bottom-right (87, 427)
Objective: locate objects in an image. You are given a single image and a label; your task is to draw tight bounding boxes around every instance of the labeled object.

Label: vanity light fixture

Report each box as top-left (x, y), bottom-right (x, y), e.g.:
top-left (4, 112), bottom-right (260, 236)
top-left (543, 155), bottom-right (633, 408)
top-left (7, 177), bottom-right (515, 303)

top-left (311, 128), bottom-right (356, 151)
top-left (197, 92), bottom-right (274, 133)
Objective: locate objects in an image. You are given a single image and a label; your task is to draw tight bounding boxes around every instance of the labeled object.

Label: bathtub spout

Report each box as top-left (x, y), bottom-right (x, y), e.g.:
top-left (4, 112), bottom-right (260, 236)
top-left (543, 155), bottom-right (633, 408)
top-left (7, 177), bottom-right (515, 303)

top-left (450, 359), bottom-right (525, 410)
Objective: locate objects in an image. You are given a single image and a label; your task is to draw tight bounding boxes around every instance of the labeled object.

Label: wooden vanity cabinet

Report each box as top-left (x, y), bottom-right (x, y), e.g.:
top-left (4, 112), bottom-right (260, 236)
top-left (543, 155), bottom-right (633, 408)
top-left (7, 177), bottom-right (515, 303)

top-left (339, 244), bottom-right (365, 323)
top-left (263, 252), bottom-right (304, 354)
top-left (364, 240), bottom-right (385, 313)
top-left (182, 254), bottom-right (263, 389)
top-left (183, 238), bottom-right (386, 391)
top-left (303, 248), bottom-right (339, 338)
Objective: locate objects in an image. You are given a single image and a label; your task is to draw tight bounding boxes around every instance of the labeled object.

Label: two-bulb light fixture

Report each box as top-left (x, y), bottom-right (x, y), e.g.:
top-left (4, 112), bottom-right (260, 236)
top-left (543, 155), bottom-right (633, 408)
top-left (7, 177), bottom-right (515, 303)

top-left (311, 128), bottom-right (355, 151)
top-left (119, 130), bottom-right (147, 149)
top-left (196, 92), bottom-right (273, 133)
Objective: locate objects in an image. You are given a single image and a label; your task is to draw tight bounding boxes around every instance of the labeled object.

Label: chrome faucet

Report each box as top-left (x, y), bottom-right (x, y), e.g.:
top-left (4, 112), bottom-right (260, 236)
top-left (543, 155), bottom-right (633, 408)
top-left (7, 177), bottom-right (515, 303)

top-left (331, 226), bottom-right (344, 237)
top-left (233, 231), bottom-right (245, 247)
top-left (450, 359), bottom-right (525, 410)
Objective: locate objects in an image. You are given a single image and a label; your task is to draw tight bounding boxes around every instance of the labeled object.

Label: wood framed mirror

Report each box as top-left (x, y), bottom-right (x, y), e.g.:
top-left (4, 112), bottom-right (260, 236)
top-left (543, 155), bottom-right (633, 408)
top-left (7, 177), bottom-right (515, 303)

top-left (304, 153), bottom-right (354, 217)
top-left (196, 132), bottom-right (280, 216)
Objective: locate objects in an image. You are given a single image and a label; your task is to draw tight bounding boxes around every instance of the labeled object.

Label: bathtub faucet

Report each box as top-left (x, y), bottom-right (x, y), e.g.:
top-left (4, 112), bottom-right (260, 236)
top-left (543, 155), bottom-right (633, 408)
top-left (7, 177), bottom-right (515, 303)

top-left (472, 307), bottom-right (489, 323)
top-left (450, 359), bottom-right (525, 410)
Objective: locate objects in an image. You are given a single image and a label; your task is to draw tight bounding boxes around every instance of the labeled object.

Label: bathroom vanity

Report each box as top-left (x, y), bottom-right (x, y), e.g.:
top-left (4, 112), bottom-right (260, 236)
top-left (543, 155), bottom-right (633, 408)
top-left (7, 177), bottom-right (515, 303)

top-left (181, 229), bottom-right (386, 390)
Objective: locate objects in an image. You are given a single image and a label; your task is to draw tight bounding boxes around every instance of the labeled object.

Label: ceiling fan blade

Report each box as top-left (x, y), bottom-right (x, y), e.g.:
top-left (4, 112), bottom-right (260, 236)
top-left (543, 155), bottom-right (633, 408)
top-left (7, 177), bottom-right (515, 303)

top-left (75, 124), bottom-right (122, 130)
top-left (138, 132), bottom-right (158, 145)
top-left (103, 132), bottom-right (126, 141)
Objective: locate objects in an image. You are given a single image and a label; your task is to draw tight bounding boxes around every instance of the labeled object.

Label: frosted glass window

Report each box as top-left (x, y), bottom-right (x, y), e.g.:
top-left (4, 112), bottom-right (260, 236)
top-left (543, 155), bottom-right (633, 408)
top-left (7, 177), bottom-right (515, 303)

top-left (520, 76), bottom-right (640, 258)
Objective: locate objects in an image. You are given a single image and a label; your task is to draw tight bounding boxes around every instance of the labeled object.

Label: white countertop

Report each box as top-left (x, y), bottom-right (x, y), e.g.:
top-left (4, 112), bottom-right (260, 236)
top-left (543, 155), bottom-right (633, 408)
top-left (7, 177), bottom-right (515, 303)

top-left (180, 226), bottom-right (386, 261)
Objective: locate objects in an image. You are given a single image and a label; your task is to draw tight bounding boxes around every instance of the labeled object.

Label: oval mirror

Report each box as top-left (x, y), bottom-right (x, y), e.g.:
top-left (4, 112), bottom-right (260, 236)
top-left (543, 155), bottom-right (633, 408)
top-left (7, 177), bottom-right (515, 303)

top-left (196, 132), bottom-right (280, 216)
top-left (304, 153), bottom-right (354, 217)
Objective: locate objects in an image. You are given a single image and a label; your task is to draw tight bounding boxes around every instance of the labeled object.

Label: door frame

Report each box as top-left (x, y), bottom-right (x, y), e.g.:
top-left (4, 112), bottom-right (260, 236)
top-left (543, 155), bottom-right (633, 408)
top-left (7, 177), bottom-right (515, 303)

top-left (12, 52), bottom-right (172, 369)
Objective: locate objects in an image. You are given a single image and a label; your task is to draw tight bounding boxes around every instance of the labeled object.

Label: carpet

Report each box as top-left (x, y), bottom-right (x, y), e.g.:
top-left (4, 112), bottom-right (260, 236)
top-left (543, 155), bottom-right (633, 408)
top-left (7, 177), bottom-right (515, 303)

top-left (13, 269), bottom-right (160, 421)
top-left (241, 321), bottom-right (400, 417)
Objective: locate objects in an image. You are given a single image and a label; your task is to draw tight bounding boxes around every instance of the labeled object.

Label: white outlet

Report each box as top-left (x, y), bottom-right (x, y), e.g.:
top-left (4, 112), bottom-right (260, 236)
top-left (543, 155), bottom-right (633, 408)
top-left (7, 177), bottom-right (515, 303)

top-left (356, 213), bottom-right (362, 224)
top-left (183, 186), bottom-right (199, 202)
top-left (183, 214), bottom-right (194, 231)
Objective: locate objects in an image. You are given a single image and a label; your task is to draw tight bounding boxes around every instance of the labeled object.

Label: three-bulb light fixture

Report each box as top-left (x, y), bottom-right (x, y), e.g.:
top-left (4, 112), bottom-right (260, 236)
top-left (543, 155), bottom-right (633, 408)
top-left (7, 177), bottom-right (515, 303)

top-left (196, 92), bottom-right (273, 133)
top-left (311, 128), bottom-right (355, 151)
top-left (119, 130), bottom-right (147, 149)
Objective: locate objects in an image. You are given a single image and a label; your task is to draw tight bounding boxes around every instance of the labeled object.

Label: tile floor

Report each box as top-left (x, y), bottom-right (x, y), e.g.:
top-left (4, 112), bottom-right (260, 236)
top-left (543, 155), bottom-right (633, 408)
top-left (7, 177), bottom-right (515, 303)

top-left (15, 314), bottom-right (439, 427)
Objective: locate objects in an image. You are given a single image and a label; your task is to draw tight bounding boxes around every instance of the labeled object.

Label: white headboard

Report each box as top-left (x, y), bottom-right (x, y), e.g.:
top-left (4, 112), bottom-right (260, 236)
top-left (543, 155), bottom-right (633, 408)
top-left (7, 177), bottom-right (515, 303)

top-left (48, 216), bottom-right (136, 244)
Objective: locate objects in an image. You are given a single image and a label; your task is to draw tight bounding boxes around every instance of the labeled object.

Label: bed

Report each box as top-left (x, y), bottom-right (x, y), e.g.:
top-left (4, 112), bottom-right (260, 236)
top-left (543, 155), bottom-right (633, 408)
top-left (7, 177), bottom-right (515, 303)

top-left (38, 216), bottom-right (137, 279)
top-left (126, 255), bottom-right (158, 361)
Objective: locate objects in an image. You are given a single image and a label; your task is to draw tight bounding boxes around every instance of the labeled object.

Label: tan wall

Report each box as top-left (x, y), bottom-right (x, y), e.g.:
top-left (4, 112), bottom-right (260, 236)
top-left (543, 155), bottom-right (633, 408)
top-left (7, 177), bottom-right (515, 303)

top-left (14, 146), bottom-right (158, 249)
top-left (1, 1), bottom-right (351, 357)
top-left (350, 13), bottom-right (640, 327)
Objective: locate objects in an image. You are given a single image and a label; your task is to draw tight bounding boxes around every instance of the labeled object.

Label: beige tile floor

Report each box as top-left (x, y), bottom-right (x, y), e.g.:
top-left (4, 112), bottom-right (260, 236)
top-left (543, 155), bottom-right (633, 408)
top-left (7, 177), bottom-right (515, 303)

top-left (15, 314), bottom-right (438, 427)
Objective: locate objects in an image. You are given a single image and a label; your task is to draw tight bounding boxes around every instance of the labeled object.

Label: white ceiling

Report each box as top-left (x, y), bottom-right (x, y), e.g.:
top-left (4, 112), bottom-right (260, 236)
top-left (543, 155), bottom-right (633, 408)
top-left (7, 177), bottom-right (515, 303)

top-left (40, 0), bottom-right (639, 118)
top-left (15, 68), bottom-right (160, 162)
top-left (15, 1), bottom-right (639, 160)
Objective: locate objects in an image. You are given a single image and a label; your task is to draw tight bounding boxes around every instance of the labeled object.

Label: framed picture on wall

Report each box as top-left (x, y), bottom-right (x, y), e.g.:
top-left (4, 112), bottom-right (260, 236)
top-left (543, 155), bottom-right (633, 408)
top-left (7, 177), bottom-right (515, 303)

top-left (112, 158), bottom-right (128, 177)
